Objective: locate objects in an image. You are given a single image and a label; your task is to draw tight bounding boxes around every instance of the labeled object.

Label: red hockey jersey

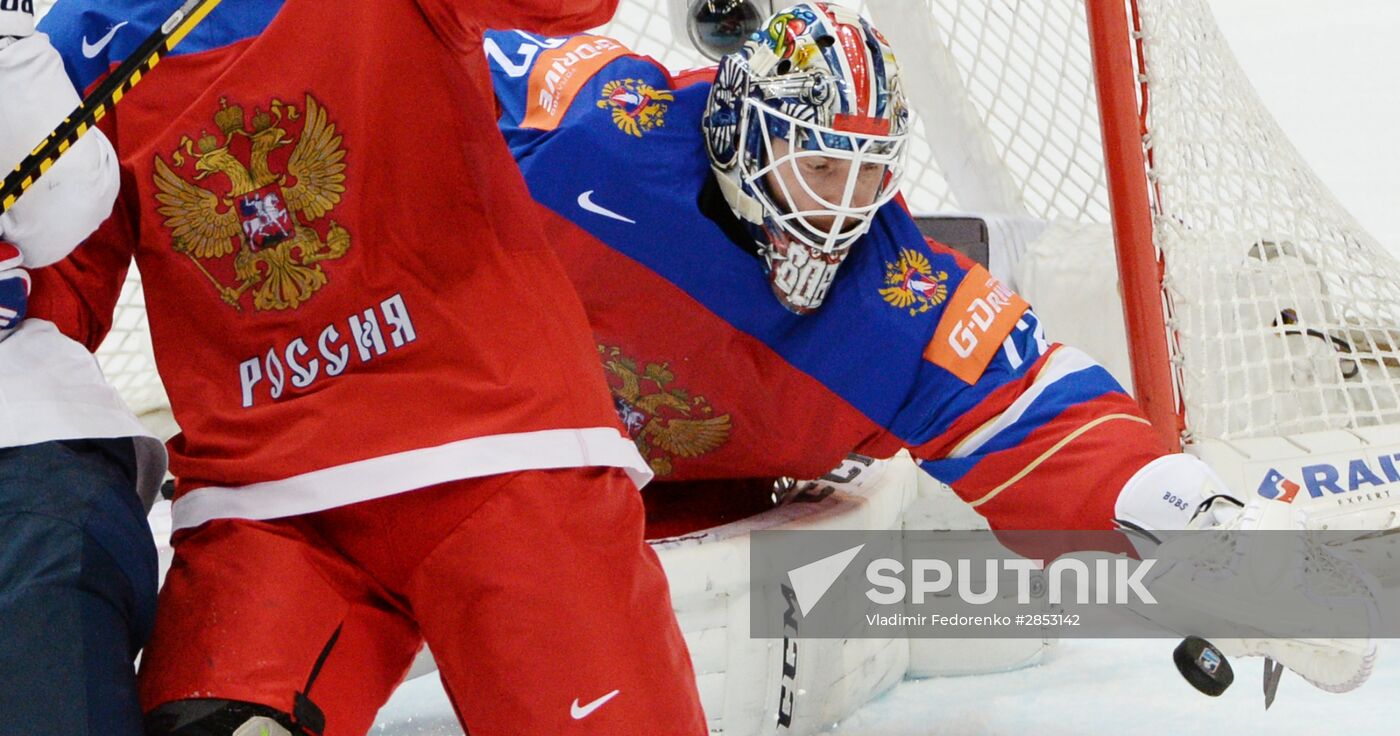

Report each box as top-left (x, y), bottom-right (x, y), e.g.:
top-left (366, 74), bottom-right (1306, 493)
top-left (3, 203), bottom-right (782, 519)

top-left (32, 0), bottom-right (648, 531)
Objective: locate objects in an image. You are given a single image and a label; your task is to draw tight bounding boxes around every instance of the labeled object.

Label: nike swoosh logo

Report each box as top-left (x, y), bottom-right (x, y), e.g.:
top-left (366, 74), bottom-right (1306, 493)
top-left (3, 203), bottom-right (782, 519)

top-left (577, 190), bottom-right (636, 224)
top-left (570, 689), bottom-right (620, 720)
top-left (82, 21), bottom-right (128, 59)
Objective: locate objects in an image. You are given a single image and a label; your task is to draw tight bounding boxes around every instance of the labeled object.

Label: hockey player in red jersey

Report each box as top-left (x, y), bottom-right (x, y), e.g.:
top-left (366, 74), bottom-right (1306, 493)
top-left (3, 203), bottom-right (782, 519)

top-left (483, 2), bottom-right (1377, 696)
top-left (30, 1), bottom-right (706, 734)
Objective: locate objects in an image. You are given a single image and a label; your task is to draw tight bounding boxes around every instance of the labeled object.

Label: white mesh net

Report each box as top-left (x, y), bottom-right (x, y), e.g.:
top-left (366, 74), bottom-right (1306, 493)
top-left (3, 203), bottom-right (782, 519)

top-left (89, 0), bottom-right (1400, 447)
top-left (1136, 0), bottom-right (1400, 439)
top-left (96, 269), bottom-right (179, 438)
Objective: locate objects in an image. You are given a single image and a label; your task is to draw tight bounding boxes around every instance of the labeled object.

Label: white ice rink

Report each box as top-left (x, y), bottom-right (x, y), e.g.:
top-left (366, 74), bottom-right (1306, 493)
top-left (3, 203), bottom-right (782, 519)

top-left (369, 639), bottom-right (1400, 735)
top-left (365, 2), bottom-right (1400, 733)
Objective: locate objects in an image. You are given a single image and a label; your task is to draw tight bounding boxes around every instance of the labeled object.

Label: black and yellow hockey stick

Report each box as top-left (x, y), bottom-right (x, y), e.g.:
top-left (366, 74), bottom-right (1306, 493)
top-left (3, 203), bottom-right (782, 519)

top-left (0, 0), bottom-right (222, 215)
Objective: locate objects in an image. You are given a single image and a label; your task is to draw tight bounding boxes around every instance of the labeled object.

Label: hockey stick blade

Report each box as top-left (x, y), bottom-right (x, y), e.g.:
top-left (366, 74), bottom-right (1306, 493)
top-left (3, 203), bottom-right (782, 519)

top-left (1263, 656), bottom-right (1284, 709)
top-left (0, 0), bottom-right (223, 216)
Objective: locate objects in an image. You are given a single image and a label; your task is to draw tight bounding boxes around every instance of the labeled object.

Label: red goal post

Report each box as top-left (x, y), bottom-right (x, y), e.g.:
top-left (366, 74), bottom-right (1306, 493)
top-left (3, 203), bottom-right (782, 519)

top-left (1087, 0), bottom-right (1182, 452)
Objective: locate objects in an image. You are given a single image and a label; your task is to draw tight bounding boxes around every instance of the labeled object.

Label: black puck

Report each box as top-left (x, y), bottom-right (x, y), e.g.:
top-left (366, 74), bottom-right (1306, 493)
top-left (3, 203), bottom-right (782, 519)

top-left (1174, 636), bottom-right (1234, 696)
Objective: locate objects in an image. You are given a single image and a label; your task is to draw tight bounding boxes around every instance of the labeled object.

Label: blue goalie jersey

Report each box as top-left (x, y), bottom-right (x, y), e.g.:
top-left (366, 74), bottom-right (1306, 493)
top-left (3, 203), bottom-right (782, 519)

top-left (483, 29), bottom-right (1172, 530)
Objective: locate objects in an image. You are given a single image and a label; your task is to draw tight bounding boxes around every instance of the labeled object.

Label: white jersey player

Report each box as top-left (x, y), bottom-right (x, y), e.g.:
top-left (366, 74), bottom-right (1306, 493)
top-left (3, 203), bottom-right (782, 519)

top-left (0, 6), bottom-right (165, 734)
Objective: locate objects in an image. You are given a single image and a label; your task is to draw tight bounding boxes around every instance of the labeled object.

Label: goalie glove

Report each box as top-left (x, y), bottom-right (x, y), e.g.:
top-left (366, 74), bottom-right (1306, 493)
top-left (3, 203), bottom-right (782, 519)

top-left (1115, 455), bottom-right (1380, 694)
top-left (0, 241), bottom-right (28, 341)
top-left (1149, 497), bottom-right (1380, 693)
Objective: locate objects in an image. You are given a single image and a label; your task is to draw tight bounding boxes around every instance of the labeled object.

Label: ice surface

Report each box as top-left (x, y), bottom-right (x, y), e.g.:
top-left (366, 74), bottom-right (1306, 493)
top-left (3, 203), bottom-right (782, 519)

top-left (370, 640), bottom-right (1400, 735)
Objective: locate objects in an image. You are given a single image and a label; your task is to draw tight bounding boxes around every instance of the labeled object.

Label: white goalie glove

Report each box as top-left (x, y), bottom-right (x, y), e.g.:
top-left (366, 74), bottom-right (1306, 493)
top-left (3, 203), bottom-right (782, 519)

top-left (1152, 494), bottom-right (1379, 693)
top-left (1115, 454), bottom-right (1387, 694)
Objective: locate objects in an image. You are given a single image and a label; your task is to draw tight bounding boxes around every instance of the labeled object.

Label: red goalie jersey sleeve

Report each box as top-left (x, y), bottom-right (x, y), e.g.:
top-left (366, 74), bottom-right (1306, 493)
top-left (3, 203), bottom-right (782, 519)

top-left (30, 0), bottom-right (647, 532)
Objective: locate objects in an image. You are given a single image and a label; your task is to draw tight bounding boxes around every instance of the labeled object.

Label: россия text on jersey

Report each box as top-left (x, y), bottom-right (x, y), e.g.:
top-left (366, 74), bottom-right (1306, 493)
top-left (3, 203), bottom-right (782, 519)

top-left (238, 293), bottom-right (417, 407)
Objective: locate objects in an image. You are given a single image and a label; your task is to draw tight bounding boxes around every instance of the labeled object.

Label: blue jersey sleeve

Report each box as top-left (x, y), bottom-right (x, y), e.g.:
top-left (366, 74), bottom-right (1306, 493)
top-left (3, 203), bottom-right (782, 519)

top-left (35, 0), bottom-right (127, 92)
top-left (845, 231), bottom-right (1169, 530)
top-left (39, 0), bottom-right (281, 93)
top-left (484, 29), bottom-right (674, 136)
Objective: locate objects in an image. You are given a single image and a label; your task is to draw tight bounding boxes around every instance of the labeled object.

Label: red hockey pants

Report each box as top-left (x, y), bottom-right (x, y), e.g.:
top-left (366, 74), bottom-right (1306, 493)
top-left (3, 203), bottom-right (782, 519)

top-left (138, 467), bottom-right (706, 735)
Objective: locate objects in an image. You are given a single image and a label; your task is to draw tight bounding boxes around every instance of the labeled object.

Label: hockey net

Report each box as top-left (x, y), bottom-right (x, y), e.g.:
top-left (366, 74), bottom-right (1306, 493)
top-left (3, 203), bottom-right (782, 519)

top-left (94, 0), bottom-right (1400, 456)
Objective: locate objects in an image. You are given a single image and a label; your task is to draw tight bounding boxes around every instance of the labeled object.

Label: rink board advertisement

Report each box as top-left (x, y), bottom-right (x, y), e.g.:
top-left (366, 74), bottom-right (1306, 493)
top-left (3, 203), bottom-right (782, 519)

top-left (1236, 444), bottom-right (1400, 530)
top-left (749, 529), bottom-right (1400, 638)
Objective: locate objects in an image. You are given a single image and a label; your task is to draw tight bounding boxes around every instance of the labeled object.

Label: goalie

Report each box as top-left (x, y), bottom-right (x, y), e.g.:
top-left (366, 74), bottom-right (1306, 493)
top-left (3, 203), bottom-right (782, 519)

top-left (484, 1), bottom-right (1380, 697)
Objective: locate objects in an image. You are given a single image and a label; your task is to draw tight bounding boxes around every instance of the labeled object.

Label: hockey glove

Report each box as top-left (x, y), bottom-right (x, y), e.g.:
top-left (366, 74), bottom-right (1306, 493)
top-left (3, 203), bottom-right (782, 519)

top-left (0, 241), bottom-right (29, 341)
top-left (1114, 454), bottom-right (1380, 693)
top-left (1139, 497), bottom-right (1379, 694)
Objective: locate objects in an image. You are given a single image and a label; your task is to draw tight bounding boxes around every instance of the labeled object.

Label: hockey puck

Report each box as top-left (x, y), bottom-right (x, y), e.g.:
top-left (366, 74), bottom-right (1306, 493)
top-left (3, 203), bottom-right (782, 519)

top-left (1174, 636), bottom-right (1234, 696)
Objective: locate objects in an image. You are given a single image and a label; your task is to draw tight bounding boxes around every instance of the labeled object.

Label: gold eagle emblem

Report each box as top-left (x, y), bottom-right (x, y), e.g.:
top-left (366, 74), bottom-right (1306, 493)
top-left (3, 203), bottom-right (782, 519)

top-left (597, 79), bottom-right (674, 138)
top-left (154, 94), bottom-right (350, 311)
top-left (879, 248), bottom-right (948, 316)
top-left (600, 345), bottom-right (731, 476)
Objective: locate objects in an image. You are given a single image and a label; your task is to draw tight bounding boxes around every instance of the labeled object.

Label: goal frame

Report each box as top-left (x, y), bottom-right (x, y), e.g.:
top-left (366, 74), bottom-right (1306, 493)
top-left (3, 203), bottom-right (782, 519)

top-left (1087, 0), bottom-right (1183, 451)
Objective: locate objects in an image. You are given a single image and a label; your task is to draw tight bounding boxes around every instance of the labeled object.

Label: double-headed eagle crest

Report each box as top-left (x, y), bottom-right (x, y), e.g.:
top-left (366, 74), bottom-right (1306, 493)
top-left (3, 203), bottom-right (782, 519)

top-left (600, 345), bottom-right (731, 476)
top-left (597, 79), bottom-right (674, 138)
top-left (880, 248), bottom-right (948, 316)
top-left (154, 94), bottom-right (349, 311)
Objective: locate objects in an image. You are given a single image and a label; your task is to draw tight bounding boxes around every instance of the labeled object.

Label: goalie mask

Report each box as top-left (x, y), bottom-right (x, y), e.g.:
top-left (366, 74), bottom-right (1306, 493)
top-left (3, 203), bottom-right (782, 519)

top-left (703, 2), bottom-right (910, 314)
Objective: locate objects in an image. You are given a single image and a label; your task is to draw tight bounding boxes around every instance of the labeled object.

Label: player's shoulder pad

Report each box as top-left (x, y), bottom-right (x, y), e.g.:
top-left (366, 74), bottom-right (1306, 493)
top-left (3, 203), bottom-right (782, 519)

top-left (920, 238), bottom-right (1030, 385)
top-left (485, 28), bottom-right (673, 133)
top-left (39, 0), bottom-right (279, 94)
top-left (860, 207), bottom-right (1031, 385)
